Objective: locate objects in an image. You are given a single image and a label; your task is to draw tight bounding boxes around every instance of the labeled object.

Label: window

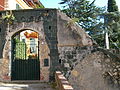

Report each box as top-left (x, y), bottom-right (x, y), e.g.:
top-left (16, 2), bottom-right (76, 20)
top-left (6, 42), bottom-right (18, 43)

top-left (30, 38), bottom-right (37, 53)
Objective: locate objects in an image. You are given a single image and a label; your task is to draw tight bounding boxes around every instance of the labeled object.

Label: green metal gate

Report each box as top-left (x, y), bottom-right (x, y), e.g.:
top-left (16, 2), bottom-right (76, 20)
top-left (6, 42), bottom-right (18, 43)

top-left (11, 40), bottom-right (40, 80)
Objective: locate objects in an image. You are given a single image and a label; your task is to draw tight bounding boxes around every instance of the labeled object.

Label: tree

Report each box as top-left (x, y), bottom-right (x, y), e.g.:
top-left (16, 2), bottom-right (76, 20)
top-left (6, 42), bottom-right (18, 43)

top-left (59, 0), bottom-right (106, 48)
top-left (59, 0), bottom-right (105, 33)
top-left (59, 0), bottom-right (120, 49)
top-left (108, 0), bottom-right (119, 12)
top-left (104, 0), bottom-right (119, 49)
top-left (105, 12), bottom-right (120, 49)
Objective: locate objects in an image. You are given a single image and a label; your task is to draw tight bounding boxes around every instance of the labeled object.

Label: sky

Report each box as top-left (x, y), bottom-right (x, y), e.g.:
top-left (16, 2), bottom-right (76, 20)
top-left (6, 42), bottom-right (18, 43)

top-left (40, 0), bottom-right (120, 11)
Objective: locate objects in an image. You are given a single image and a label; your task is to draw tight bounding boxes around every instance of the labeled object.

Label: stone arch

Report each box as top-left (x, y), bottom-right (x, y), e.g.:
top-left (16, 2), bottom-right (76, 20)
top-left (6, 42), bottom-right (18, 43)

top-left (2, 28), bottom-right (50, 81)
top-left (11, 28), bottom-right (41, 38)
top-left (11, 29), bottom-right (40, 80)
top-left (3, 28), bottom-right (42, 59)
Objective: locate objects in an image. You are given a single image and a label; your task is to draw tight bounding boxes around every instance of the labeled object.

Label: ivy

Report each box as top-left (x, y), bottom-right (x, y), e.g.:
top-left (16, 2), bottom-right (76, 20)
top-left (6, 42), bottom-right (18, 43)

top-left (2, 10), bottom-right (15, 24)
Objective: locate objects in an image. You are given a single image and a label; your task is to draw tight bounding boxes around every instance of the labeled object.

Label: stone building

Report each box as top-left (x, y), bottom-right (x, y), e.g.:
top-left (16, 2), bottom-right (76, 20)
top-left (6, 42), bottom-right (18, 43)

top-left (0, 9), bottom-right (93, 82)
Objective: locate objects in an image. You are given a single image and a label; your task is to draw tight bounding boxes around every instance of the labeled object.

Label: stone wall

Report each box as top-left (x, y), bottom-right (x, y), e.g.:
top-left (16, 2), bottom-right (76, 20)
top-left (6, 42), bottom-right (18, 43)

top-left (57, 10), bottom-right (93, 46)
top-left (58, 46), bottom-right (95, 78)
top-left (0, 9), bottom-right (59, 82)
top-left (69, 51), bottom-right (120, 90)
top-left (0, 20), bottom-right (6, 58)
top-left (0, 9), bottom-right (93, 82)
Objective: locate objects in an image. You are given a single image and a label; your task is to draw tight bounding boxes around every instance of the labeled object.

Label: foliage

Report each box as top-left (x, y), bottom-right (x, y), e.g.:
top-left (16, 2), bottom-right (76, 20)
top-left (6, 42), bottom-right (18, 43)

top-left (104, 0), bottom-right (120, 49)
top-left (59, 0), bottom-right (120, 49)
top-left (65, 17), bottom-right (79, 28)
top-left (59, 0), bottom-right (105, 33)
top-left (92, 33), bottom-right (104, 47)
top-left (35, 3), bottom-right (44, 8)
top-left (2, 10), bottom-right (15, 24)
top-left (104, 12), bottom-right (120, 49)
top-left (34, 0), bottom-right (45, 8)
top-left (59, 0), bottom-right (106, 48)
top-left (13, 38), bottom-right (27, 59)
top-left (107, 0), bottom-right (119, 12)
top-left (102, 1), bottom-right (120, 85)
top-left (36, 5), bottom-right (44, 8)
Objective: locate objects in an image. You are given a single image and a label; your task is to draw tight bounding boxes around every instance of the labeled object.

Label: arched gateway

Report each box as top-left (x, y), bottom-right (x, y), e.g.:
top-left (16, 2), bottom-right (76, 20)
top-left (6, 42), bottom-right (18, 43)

top-left (1, 28), bottom-right (51, 81)
top-left (11, 30), bottom-right (40, 80)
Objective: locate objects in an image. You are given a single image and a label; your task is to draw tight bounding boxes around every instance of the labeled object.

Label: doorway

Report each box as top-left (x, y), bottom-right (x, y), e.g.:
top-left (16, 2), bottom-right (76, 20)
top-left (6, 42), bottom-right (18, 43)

top-left (11, 30), bottom-right (40, 80)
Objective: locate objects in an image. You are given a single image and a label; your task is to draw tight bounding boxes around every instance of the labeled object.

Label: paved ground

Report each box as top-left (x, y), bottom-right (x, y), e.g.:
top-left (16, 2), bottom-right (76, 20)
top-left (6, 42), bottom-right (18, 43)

top-left (0, 82), bottom-right (55, 90)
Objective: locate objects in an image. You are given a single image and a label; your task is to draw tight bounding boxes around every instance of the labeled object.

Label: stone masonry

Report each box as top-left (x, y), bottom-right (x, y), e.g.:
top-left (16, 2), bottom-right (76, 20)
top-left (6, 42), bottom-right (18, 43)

top-left (69, 51), bottom-right (120, 90)
top-left (0, 9), bottom-right (93, 82)
top-left (58, 46), bottom-right (95, 78)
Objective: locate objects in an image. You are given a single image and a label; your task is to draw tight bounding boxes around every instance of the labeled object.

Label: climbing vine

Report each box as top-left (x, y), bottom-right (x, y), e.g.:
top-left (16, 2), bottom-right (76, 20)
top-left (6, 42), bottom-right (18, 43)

top-left (2, 10), bottom-right (15, 24)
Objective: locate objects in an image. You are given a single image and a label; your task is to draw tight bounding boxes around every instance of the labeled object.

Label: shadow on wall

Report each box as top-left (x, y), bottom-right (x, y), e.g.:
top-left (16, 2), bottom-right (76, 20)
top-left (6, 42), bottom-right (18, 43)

top-left (43, 17), bottom-right (60, 81)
